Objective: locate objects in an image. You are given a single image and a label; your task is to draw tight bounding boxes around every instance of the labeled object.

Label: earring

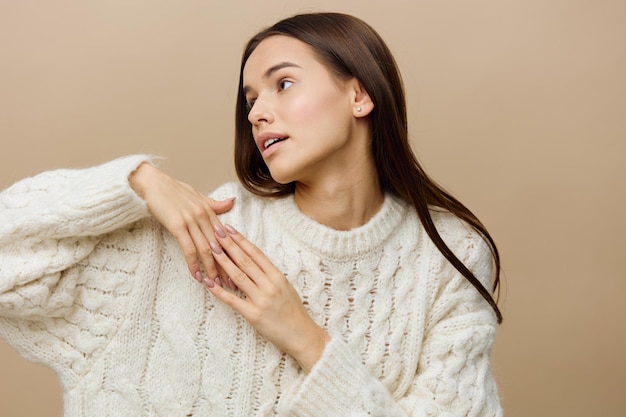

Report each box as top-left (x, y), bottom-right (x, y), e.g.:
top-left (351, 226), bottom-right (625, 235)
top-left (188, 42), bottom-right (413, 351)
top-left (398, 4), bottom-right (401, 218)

top-left (356, 107), bottom-right (362, 112)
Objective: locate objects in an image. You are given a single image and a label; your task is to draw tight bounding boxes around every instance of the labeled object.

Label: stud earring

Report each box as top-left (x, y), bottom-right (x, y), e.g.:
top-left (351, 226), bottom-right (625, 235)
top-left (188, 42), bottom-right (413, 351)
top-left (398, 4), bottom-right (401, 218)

top-left (356, 107), bottom-right (362, 112)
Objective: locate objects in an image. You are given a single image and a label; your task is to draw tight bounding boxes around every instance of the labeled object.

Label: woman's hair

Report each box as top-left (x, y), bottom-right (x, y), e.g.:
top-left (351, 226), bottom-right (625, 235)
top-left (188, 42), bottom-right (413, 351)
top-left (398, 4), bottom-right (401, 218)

top-left (234, 12), bottom-right (502, 323)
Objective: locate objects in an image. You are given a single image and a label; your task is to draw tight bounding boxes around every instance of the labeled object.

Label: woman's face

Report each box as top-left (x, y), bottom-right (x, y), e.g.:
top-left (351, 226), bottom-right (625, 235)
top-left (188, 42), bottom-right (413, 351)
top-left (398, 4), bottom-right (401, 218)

top-left (242, 35), bottom-right (368, 185)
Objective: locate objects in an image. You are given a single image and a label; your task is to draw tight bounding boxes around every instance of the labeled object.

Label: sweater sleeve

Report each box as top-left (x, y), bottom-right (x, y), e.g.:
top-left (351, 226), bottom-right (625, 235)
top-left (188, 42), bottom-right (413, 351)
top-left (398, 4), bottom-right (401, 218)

top-left (278, 225), bottom-right (502, 417)
top-left (0, 155), bottom-right (152, 319)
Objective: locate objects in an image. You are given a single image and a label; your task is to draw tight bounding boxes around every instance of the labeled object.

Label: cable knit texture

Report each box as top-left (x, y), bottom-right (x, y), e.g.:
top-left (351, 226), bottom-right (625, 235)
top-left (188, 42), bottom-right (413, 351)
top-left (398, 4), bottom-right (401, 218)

top-left (0, 156), bottom-right (502, 416)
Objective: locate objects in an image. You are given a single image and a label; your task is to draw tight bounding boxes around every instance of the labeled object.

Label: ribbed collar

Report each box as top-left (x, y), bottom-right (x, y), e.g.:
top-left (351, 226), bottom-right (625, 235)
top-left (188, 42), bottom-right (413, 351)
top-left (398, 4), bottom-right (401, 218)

top-left (266, 193), bottom-right (410, 260)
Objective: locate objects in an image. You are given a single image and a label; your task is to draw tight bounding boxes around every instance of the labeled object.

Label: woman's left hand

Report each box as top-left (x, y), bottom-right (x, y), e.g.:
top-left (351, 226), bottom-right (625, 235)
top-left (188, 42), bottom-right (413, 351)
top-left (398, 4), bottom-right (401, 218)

top-left (205, 224), bottom-right (330, 373)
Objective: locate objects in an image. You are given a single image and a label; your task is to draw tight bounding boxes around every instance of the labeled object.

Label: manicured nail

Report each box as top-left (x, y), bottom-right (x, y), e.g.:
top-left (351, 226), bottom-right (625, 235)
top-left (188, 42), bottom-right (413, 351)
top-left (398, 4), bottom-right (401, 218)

top-left (228, 277), bottom-right (237, 290)
top-left (194, 271), bottom-right (202, 282)
top-left (224, 224), bottom-right (238, 234)
top-left (209, 241), bottom-right (223, 254)
top-left (214, 225), bottom-right (227, 238)
top-left (215, 277), bottom-right (223, 287)
top-left (204, 278), bottom-right (215, 288)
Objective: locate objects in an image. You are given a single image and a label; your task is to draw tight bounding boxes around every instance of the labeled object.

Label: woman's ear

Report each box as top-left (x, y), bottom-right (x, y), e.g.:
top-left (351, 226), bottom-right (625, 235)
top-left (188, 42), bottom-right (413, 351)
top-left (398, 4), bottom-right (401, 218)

top-left (350, 79), bottom-right (374, 118)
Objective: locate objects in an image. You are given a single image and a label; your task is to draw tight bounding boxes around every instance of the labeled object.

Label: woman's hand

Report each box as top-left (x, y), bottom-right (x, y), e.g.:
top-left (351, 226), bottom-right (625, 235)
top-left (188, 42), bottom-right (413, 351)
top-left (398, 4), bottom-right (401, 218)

top-left (206, 223), bottom-right (330, 373)
top-left (128, 162), bottom-right (236, 287)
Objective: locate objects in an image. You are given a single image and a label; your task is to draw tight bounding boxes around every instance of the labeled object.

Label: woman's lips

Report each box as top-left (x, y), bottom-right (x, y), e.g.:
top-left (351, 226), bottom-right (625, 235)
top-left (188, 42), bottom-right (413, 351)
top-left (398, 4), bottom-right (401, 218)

top-left (255, 131), bottom-right (289, 157)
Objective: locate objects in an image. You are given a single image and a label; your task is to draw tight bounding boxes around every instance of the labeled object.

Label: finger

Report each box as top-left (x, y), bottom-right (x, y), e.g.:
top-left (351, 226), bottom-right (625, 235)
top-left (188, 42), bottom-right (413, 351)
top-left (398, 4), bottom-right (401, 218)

top-left (196, 210), bottom-right (227, 281)
top-left (221, 224), bottom-right (279, 277)
top-left (213, 225), bottom-right (281, 296)
top-left (198, 204), bottom-right (238, 290)
top-left (171, 225), bottom-right (205, 282)
top-left (209, 240), bottom-right (257, 295)
top-left (188, 224), bottom-right (219, 280)
top-left (208, 197), bottom-right (236, 214)
top-left (227, 277), bottom-right (239, 291)
top-left (214, 225), bottom-right (267, 283)
top-left (203, 277), bottom-right (250, 313)
top-left (185, 197), bottom-right (236, 288)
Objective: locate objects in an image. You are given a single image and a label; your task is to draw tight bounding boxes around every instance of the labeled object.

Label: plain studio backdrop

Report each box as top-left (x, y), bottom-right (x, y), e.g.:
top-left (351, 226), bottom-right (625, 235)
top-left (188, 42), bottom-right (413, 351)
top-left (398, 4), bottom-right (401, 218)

top-left (1, 1), bottom-right (624, 416)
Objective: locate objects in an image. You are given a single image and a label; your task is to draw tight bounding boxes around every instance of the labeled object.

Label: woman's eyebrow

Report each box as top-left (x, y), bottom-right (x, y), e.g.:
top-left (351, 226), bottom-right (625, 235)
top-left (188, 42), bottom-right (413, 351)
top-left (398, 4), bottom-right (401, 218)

top-left (263, 61), bottom-right (301, 79)
top-left (243, 62), bottom-right (302, 94)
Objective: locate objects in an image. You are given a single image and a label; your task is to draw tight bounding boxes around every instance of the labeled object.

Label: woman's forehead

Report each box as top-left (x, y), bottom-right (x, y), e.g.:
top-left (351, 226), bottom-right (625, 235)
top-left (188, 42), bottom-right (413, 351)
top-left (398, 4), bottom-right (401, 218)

top-left (243, 36), bottom-right (317, 79)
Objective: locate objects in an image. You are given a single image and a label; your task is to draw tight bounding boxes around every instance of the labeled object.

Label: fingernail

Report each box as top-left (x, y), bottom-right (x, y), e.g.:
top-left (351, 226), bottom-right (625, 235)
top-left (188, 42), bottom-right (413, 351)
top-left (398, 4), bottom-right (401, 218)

top-left (215, 277), bottom-right (223, 287)
top-left (209, 241), bottom-right (223, 254)
top-left (224, 224), bottom-right (238, 234)
top-left (228, 277), bottom-right (237, 290)
top-left (194, 271), bottom-right (202, 282)
top-left (214, 225), bottom-right (227, 238)
top-left (204, 278), bottom-right (215, 288)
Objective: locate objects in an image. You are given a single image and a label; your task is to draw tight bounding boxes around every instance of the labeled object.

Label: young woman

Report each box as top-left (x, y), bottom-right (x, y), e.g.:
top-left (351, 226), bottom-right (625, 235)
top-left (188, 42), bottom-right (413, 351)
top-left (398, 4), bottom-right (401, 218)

top-left (0, 12), bottom-right (502, 417)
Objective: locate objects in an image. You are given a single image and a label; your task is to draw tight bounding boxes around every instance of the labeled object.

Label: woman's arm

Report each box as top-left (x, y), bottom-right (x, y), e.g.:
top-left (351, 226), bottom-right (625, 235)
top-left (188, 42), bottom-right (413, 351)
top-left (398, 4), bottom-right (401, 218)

top-left (0, 156), bottom-right (153, 317)
top-left (203, 217), bottom-right (502, 417)
top-left (279, 230), bottom-right (502, 417)
top-left (128, 162), bottom-right (235, 286)
top-left (205, 223), bottom-right (330, 373)
top-left (0, 155), bottom-right (237, 319)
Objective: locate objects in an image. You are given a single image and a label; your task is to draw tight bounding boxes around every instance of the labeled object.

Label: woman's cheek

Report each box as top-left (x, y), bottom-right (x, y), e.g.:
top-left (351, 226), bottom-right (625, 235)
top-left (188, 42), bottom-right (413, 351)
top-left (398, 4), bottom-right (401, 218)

top-left (287, 95), bottom-right (323, 123)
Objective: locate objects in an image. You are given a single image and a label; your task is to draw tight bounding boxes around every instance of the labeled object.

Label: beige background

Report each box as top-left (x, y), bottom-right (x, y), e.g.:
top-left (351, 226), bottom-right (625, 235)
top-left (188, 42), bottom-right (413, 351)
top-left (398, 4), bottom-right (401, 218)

top-left (1, 1), bottom-right (624, 416)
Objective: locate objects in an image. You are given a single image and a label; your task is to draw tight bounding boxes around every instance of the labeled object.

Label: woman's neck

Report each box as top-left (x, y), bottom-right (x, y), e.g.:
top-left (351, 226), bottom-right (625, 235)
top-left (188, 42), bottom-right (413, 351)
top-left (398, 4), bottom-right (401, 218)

top-left (293, 166), bottom-right (384, 231)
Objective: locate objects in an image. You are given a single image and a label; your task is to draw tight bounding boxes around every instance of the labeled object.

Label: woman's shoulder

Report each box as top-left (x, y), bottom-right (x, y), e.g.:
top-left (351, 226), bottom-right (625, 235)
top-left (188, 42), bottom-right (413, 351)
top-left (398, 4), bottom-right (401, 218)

top-left (209, 181), bottom-right (267, 209)
top-left (426, 208), bottom-right (493, 284)
top-left (209, 181), bottom-right (243, 200)
top-left (428, 209), bottom-right (485, 248)
top-left (209, 181), bottom-right (271, 240)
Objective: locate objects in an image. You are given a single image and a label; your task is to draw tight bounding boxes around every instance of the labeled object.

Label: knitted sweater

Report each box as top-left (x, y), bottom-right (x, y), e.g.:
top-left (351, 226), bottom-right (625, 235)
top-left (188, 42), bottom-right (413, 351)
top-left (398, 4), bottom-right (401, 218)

top-left (0, 155), bottom-right (502, 417)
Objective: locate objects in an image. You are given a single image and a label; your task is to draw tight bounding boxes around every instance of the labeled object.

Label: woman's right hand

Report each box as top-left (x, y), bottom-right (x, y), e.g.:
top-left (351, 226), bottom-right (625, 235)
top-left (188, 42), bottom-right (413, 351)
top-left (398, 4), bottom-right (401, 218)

top-left (128, 162), bottom-right (236, 287)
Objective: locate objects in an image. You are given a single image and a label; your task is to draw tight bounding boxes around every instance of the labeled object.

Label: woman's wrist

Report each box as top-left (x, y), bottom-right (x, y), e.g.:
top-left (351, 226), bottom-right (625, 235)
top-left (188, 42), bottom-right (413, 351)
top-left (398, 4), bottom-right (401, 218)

top-left (293, 327), bottom-right (331, 374)
top-left (128, 162), bottom-right (154, 200)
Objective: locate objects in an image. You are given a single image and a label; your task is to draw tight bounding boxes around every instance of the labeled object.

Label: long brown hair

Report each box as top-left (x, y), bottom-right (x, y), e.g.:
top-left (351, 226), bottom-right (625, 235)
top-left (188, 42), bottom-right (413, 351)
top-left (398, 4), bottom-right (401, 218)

top-left (234, 12), bottom-right (502, 323)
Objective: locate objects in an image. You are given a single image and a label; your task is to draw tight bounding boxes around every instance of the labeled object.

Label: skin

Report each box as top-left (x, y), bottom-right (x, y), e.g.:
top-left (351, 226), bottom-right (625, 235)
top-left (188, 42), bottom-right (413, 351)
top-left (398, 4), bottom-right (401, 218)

top-left (129, 162), bottom-right (235, 285)
top-left (129, 35), bottom-right (383, 373)
top-left (244, 35), bottom-right (381, 230)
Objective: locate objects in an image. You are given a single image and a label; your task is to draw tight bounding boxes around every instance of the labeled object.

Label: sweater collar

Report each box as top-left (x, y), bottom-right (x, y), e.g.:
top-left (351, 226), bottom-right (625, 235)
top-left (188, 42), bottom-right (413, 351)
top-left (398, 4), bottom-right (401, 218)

top-left (267, 193), bottom-right (409, 260)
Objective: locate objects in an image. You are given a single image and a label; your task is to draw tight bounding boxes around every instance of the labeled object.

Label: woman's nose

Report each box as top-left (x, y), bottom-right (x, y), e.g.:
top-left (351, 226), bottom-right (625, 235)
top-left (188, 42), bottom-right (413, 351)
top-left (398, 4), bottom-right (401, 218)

top-left (247, 98), bottom-right (274, 126)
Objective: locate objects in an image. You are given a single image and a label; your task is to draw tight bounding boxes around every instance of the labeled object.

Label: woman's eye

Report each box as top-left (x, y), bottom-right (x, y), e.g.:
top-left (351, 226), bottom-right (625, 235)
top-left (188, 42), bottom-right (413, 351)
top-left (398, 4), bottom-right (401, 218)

top-left (245, 99), bottom-right (256, 112)
top-left (279, 80), bottom-right (293, 90)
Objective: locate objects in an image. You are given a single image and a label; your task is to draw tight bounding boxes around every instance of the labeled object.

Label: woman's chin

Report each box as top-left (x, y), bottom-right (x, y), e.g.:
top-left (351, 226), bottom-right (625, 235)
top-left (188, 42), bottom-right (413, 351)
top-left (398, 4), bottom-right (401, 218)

top-left (269, 175), bottom-right (294, 185)
top-left (267, 166), bottom-right (296, 185)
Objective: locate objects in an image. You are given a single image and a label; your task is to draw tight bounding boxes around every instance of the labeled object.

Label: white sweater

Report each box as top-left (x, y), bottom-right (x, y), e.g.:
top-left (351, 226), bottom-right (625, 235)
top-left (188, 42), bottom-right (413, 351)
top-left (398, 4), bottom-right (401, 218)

top-left (0, 155), bottom-right (502, 417)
